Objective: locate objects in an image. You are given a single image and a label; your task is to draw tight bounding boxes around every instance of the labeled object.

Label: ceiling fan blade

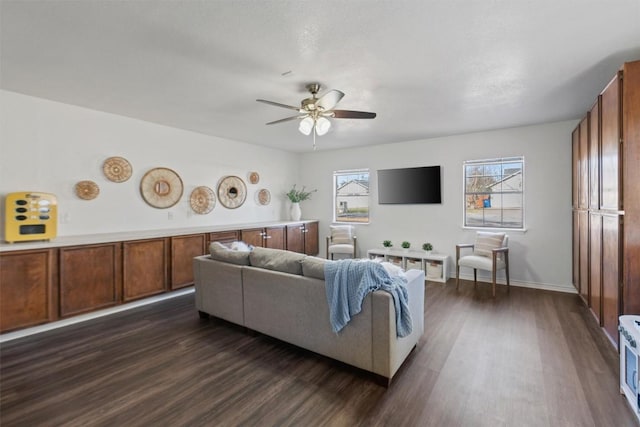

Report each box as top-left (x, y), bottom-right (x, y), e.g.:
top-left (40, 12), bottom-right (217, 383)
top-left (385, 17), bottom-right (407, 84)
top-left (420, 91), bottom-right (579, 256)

top-left (266, 115), bottom-right (308, 125)
top-left (257, 99), bottom-right (302, 111)
top-left (330, 110), bottom-right (377, 119)
top-left (316, 90), bottom-right (345, 111)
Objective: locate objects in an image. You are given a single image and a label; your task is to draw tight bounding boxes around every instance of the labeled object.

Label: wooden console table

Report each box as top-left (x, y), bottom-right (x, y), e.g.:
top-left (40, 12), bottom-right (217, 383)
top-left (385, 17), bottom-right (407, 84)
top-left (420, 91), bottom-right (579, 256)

top-left (367, 248), bottom-right (450, 283)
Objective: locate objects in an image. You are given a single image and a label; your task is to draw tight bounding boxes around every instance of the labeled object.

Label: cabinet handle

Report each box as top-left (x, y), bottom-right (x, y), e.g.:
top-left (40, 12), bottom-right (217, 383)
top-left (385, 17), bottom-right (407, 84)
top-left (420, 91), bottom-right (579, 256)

top-left (265, 235), bottom-right (272, 239)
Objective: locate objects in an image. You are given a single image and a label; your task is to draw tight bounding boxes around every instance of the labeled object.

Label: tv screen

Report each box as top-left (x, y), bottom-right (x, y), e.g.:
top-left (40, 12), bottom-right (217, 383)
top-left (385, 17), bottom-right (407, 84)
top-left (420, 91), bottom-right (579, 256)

top-left (377, 166), bottom-right (442, 204)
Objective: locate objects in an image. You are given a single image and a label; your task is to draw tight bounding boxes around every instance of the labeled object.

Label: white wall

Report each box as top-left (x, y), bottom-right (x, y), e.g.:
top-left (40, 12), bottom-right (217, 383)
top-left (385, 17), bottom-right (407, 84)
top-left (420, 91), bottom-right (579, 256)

top-left (298, 120), bottom-right (578, 292)
top-left (0, 90), bottom-right (299, 237)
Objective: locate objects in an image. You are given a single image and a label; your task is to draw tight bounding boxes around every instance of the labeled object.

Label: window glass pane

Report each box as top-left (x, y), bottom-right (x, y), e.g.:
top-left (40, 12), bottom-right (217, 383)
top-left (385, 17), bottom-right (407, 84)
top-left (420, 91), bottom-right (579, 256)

top-left (463, 157), bottom-right (524, 229)
top-left (334, 170), bottom-right (369, 223)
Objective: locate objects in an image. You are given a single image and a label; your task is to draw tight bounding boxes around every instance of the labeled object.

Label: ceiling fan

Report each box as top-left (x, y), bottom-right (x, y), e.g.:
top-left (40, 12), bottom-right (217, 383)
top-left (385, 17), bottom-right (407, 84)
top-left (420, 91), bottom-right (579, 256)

top-left (256, 83), bottom-right (376, 149)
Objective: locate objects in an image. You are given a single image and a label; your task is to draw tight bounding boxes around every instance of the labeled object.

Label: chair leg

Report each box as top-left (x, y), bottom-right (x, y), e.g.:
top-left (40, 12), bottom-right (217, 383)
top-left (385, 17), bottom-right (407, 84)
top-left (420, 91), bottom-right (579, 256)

top-left (492, 268), bottom-right (497, 298)
top-left (505, 254), bottom-right (510, 293)
top-left (473, 269), bottom-right (477, 289)
top-left (456, 264), bottom-right (460, 290)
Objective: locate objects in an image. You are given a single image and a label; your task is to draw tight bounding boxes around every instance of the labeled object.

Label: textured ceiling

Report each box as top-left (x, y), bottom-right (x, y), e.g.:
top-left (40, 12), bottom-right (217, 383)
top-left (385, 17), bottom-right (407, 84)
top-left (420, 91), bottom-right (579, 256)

top-left (1, 0), bottom-right (639, 152)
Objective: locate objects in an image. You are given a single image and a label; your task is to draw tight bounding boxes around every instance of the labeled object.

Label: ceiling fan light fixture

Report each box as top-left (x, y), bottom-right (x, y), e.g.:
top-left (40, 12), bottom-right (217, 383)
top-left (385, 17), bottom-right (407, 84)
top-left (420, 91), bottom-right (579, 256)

top-left (315, 116), bottom-right (331, 135)
top-left (299, 117), bottom-right (314, 135)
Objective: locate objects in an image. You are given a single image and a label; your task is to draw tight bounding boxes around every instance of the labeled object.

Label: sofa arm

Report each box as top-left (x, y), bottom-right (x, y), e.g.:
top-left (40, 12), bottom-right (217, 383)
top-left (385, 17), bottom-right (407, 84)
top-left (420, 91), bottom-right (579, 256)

top-left (371, 269), bottom-right (425, 381)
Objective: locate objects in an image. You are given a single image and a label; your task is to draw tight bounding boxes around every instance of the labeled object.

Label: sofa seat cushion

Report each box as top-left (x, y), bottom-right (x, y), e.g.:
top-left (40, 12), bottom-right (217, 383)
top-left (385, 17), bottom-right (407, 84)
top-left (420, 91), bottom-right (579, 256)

top-left (249, 246), bottom-right (306, 275)
top-left (210, 241), bottom-right (251, 265)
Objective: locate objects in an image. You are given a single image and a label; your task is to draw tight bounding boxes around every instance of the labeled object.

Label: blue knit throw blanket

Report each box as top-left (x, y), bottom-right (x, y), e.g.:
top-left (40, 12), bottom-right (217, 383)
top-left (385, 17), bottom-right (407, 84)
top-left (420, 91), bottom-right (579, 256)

top-left (323, 259), bottom-right (412, 337)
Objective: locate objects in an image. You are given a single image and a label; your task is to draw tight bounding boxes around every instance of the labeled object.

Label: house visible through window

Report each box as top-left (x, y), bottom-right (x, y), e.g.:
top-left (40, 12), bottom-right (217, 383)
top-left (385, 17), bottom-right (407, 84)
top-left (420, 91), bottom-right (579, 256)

top-left (333, 169), bottom-right (369, 223)
top-left (463, 157), bottom-right (524, 229)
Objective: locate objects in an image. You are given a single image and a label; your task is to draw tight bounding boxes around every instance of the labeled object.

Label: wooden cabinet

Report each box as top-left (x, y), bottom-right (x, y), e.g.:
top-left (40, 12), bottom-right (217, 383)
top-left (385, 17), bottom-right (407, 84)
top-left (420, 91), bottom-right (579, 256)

top-left (59, 243), bottom-right (121, 317)
top-left (170, 234), bottom-right (206, 290)
top-left (241, 227), bottom-right (285, 249)
top-left (123, 238), bottom-right (169, 301)
top-left (286, 221), bottom-right (319, 255)
top-left (571, 60), bottom-right (640, 347)
top-left (0, 220), bottom-right (320, 333)
top-left (0, 249), bottom-right (58, 333)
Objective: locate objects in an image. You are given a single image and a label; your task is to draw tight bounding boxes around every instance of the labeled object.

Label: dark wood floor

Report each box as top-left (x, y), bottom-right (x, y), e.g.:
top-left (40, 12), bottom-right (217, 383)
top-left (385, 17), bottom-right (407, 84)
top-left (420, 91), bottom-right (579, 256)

top-left (1, 280), bottom-right (636, 427)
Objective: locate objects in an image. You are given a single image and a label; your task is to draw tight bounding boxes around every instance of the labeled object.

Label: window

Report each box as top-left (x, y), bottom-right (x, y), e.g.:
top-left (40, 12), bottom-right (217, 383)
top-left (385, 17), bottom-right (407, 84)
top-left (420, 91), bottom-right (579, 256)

top-left (463, 157), bottom-right (524, 229)
top-left (333, 169), bottom-right (369, 223)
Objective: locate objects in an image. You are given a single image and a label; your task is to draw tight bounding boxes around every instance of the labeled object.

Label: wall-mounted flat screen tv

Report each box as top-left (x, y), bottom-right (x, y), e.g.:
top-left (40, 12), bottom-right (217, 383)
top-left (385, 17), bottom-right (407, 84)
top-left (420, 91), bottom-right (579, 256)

top-left (377, 165), bottom-right (442, 204)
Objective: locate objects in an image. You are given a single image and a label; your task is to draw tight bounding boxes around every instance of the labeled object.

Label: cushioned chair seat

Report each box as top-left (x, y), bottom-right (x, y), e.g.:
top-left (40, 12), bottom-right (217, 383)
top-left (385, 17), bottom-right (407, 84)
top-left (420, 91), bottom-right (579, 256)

top-left (329, 243), bottom-right (356, 254)
top-left (458, 255), bottom-right (506, 271)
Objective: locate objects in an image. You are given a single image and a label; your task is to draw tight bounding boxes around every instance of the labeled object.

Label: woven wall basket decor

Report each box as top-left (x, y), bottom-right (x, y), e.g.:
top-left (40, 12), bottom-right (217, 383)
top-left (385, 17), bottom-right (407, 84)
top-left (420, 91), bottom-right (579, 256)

top-left (257, 188), bottom-right (271, 205)
top-left (217, 176), bottom-right (247, 209)
top-left (75, 180), bottom-right (100, 200)
top-left (189, 186), bottom-right (216, 214)
top-left (140, 167), bottom-right (183, 209)
top-left (249, 171), bottom-right (260, 184)
top-left (103, 156), bottom-right (132, 183)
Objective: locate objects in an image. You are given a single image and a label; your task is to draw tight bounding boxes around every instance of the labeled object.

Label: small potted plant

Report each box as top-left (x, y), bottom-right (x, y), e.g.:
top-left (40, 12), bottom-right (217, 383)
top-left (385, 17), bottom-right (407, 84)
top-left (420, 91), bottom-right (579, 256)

top-left (383, 240), bottom-right (392, 251)
top-left (422, 243), bottom-right (433, 254)
top-left (401, 241), bottom-right (411, 251)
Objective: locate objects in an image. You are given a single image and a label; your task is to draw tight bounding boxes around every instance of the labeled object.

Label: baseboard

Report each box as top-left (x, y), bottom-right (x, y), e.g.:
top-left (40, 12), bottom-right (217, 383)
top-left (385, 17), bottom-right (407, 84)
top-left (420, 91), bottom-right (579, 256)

top-left (0, 288), bottom-right (195, 343)
top-left (453, 272), bottom-right (577, 294)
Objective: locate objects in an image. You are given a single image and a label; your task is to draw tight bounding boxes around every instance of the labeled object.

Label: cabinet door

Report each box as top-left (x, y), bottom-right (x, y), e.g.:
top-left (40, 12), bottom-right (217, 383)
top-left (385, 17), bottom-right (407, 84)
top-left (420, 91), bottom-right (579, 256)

top-left (601, 73), bottom-right (621, 211)
top-left (171, 234), bottom-right (206, 289)
top-left (286, 224), bottom-right (305, 253)
top-left (264, 226), bottom-right (285, 249)
top-left (0, 249), bottom-right (58, 332)
top-left (589, 98), bottom-right (601, 210)
top-left (578, 115), bottom-right (589, 209)
top-left (602, 214), bottom-right (620, 345)
top-left (578, 210), bottom-right (589, 305)
top-left (123, 238), bottom-right (168, 301)
top-left (241, 228), bottom-right (265, 248)
top-left (59, 243), bottom-right (121, 317)
top-left (572, 127), bottom-right (580, 209)
top-left (589, 213), bottom-right (602, 324)
top-left (304, 221), bottom-right (319, 255)
top-left (572, 211), bottom-right (580, 291)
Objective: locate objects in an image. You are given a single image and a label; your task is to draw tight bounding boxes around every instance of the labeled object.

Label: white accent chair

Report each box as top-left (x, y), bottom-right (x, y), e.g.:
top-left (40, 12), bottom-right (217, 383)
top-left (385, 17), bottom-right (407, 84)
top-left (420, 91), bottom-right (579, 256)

top-left (456, 232), bottom-right (510, 297)
top-left (326, 225), bottom-right (357, 260)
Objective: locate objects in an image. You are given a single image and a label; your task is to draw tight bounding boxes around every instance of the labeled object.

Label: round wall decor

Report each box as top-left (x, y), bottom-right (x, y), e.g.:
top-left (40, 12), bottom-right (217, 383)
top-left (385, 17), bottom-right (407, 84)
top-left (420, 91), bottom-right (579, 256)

top-left (249, 171), bottom-right (260, 184)
top-left (217, 176), bottom-right (247, 209)
top-left (190, 186), bottom-right (216, 214)
top-left (257, 188), bottom-right (271, 205)
top-left (103, 156), bottom-right (133, 183)
top-left (140, 167), bottom-right (183, 209)
top-left (75, 180), bottom-right (100, 200)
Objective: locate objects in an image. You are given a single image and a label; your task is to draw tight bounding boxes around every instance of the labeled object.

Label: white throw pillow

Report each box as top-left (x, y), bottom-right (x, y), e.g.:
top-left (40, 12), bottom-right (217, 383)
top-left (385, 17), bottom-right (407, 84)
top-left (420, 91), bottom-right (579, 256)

top-left (473, 232), bottom-right (505, 258)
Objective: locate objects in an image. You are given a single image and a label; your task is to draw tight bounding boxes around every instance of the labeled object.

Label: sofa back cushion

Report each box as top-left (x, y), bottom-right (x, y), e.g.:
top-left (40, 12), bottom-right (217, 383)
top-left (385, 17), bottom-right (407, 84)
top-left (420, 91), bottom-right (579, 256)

top-left (249, 246), bottom-right (305, 275)
top-left (210, 241), bottom-right (251, 265)
top-left (301, 256), bottom-right (331, 279)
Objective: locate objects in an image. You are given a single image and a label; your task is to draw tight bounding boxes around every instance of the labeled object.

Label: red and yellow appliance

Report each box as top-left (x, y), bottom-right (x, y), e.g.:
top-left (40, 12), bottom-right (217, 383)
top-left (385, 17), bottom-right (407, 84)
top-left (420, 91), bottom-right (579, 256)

top-left (4, 192), bottom-right (57, 243)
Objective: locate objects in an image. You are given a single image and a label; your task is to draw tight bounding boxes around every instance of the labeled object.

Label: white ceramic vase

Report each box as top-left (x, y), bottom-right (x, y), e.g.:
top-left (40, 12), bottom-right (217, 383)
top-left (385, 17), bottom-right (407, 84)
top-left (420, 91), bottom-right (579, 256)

top-left (290, 202), bottom-right (302, 221)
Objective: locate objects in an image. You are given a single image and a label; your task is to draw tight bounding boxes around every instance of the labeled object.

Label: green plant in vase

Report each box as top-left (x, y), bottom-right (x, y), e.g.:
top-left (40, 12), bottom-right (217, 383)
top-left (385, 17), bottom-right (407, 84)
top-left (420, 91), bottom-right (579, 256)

top-left (383, 240), bottom-right (392, 251)
top-left (422, 242), bottom-right (433, 253)
top-left (401, 241), bottom-right (411, 251)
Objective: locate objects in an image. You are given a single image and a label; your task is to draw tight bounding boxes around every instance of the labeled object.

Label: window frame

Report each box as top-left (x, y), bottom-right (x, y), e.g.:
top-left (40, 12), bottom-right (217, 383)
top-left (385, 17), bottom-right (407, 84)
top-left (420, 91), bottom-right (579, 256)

top-left (332, 168), bottom-right (370, 224)
top-left (462, 156), bottom-right (525, 231)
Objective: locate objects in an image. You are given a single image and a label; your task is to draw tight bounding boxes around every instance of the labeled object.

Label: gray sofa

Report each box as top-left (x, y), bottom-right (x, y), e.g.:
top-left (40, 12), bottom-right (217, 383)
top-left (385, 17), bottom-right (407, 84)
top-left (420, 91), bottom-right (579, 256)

top-left (193, 244), bottom-right (425, 384)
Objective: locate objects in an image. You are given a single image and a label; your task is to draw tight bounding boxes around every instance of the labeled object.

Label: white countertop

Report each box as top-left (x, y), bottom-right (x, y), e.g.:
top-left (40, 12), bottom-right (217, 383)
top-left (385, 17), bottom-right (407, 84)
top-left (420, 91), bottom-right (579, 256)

top-left (0, 219), bottom-right (318, 252)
